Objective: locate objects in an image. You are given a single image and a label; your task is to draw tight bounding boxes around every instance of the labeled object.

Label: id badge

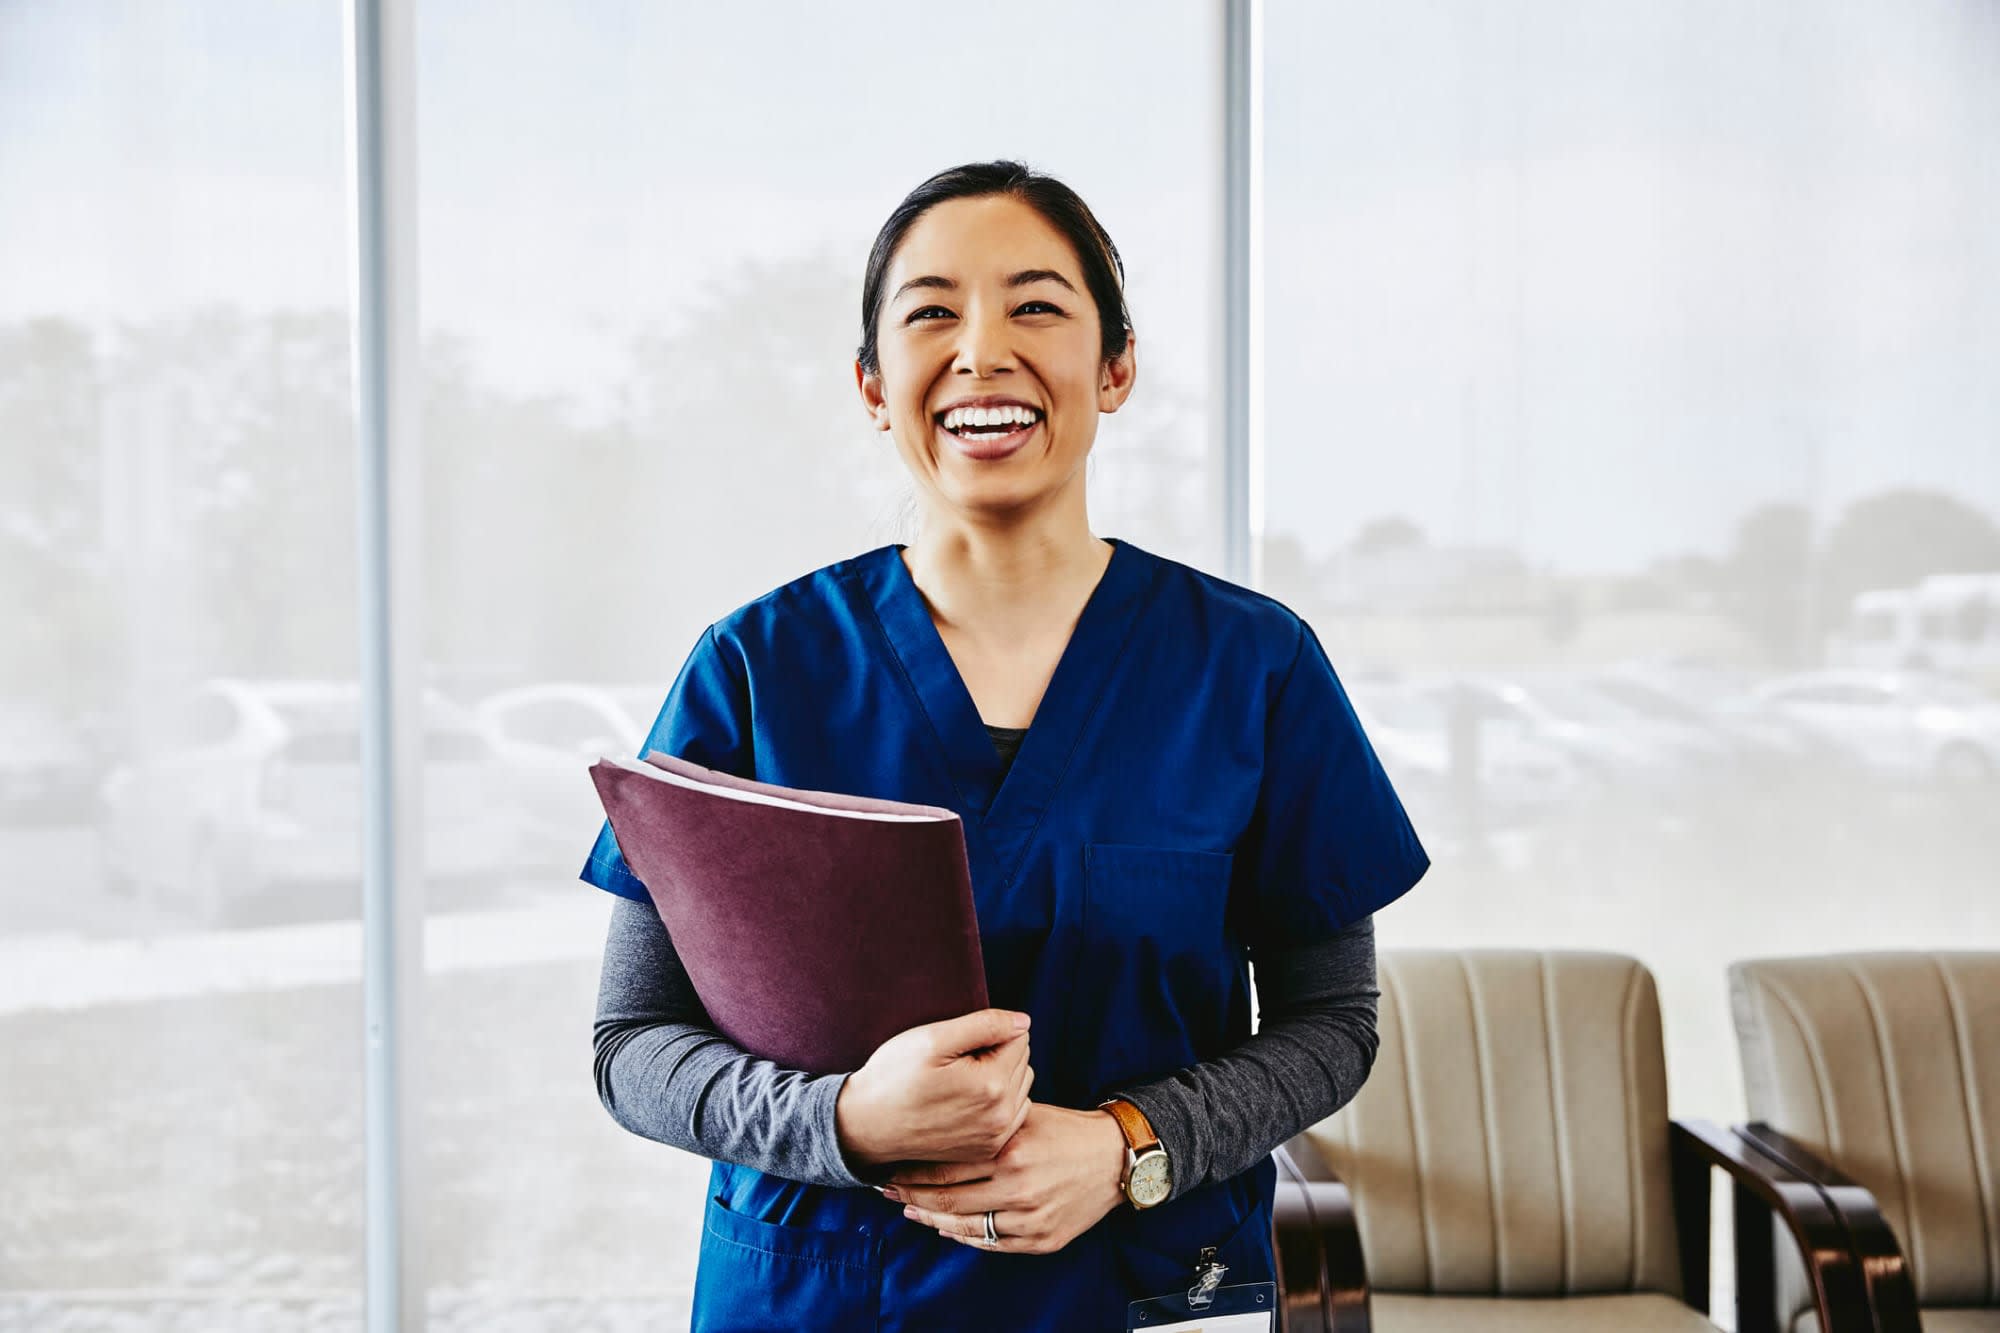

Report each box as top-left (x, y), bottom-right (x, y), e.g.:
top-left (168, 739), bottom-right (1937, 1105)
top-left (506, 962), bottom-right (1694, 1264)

top-left (1126, 1246), bottom-right (1276, 1331)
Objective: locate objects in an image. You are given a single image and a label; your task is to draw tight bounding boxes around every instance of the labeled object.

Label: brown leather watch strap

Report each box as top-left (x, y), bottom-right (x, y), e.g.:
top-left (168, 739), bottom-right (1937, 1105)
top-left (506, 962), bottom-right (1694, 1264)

top-left (1098, 1097), bottom-right (1160, 1154)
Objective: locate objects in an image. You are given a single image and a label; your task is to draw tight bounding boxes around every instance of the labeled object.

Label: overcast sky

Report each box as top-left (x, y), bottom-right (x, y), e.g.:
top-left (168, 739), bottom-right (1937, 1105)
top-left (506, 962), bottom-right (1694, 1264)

top-left (2, 0), bottom-right (1994, 575)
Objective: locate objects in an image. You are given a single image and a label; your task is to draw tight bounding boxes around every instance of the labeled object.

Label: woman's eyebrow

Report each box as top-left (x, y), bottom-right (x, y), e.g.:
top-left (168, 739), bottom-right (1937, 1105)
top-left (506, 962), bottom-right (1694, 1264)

top-left (891, 269), bottom-right (1078, 303)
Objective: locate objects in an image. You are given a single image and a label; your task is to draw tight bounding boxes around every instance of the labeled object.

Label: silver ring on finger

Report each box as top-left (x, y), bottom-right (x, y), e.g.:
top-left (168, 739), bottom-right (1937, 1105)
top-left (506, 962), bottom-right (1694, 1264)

top-left (982, 1209), bottom-right (1000, 1246)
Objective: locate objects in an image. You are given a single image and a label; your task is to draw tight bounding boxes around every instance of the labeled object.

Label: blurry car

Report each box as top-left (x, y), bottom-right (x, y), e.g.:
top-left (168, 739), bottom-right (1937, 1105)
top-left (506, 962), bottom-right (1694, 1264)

top-left (97, 679), bottom-right (527, 925)
top-left (0, 703), bottom-right (98, 825)
top-left (1578, 665), bottom-right (1866, 786)
top-left (473, 682), bottom-right (660, 871)
top-left (1750, 669), bottom-right (2000, 785)
top-left (1348, 677), bottom-right (1592, 829)
top-left (1449, 672), bottom-right (1717, 813)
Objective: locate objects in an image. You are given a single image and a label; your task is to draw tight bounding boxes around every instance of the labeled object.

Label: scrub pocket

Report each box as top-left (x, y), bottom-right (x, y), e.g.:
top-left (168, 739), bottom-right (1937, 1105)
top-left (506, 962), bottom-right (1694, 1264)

top-left (691, 1193), bottom-right (882, 1331)
top-left (1074, 842), bottom-right (1238, 1089)
top-left (1108, 1180), bottom-right (1276, 1302)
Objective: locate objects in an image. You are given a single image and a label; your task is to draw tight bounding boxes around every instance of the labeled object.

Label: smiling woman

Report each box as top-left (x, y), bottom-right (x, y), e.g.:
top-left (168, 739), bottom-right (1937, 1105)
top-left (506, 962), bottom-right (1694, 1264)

top-left (852, 166), bottom-right (1136, 518)
top-left (585, 159), bottom-right (1429, 1332)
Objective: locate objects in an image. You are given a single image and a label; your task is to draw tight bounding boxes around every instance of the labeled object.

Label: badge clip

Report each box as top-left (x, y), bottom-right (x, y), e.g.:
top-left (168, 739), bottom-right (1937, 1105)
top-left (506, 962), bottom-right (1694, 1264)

top-left (1188, 1245), bottom-right (1229, 1309)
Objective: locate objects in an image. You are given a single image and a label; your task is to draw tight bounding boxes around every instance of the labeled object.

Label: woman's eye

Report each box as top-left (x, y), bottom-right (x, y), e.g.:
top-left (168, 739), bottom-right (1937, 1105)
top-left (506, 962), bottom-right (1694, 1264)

top-left (905, 301), bottom-right (1062, 324)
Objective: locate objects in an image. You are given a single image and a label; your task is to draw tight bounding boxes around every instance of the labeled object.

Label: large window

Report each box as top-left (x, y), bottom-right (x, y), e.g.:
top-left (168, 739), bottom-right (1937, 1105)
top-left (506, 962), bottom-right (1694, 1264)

top-left (414, 0), bottom-right (1223, 1319)
top-left (0, 2), bottom-right (365, 1326)
top-left (5, 2), bottom-right (1223, 1323)
top-left (1265, 0), bottom-right (2000, 1315)
top-left (5, 1), bottom-right (1994, 1327)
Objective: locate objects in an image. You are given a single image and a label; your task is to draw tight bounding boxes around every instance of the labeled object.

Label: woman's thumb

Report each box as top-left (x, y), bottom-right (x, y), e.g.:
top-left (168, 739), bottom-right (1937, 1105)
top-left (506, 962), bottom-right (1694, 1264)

top-left (933, 1007), bottom-right (1030, 1057)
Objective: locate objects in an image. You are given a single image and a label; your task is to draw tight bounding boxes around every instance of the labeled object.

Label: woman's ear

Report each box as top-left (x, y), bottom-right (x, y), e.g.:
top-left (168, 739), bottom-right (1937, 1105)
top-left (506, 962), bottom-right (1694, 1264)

top-left (1099, 329), bottom-right (1138, 413)
top-left (854, 359), bottom-right (892, 430)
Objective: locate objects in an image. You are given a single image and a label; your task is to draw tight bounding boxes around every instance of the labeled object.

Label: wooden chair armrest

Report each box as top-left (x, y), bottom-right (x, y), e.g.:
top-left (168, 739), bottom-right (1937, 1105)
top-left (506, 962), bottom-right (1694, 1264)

top-left (1272, 1134), bottom-right (1371, 1333)
top-left (1669, 1118), bottom-right (1874, 1333)
top-left (1733, 1122), bottom-right (1921, 1333)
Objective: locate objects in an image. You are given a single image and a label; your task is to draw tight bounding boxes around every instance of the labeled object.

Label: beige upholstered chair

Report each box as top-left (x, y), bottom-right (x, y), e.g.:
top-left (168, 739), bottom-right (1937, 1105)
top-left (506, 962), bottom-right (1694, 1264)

top-left (1731, 951), bottom-right (1999, 1333)
top-left (1272, 950), bottom-right (1877, 1332)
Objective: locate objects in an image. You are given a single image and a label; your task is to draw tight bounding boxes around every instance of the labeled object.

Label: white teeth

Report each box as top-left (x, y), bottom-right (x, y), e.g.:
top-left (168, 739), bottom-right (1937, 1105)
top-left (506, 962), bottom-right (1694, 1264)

top-left (941, 403), bottom-right (1040, 431)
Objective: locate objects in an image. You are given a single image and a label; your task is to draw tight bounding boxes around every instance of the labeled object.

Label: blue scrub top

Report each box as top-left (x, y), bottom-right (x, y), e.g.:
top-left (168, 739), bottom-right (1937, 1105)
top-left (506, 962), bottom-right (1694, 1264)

top-left (581, 536), bottom-right (1429, 1332)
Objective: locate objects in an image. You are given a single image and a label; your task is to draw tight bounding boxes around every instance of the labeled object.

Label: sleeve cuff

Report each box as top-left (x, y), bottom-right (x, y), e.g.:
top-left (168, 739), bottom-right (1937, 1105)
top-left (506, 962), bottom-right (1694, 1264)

top-left (813, 1071), bottom-right (891, 1190)
top-left (1105, 1084), bottom-right (1202, 1206)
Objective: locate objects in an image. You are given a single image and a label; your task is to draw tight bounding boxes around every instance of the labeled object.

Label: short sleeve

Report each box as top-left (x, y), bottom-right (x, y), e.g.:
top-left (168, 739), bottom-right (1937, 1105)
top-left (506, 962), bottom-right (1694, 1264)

top-left (1233, 615), bottom-right (1430, 951)
top-left (579, 622), bottom-right (752, 903)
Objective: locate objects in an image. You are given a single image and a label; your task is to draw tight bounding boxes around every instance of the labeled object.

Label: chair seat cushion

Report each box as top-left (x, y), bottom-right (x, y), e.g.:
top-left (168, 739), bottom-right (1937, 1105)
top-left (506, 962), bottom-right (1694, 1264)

top-left (1911, 1314), bottom-right (2000, 1333)
top-left (1373, 1292), bottom-right (1720, 1331)
top-left (1793, 1310), bottom-right (2000, 1333)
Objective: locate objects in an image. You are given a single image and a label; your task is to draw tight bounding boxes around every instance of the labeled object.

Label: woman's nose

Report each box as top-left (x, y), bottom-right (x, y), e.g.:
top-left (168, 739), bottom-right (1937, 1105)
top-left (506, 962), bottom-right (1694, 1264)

top-left (952, 309), bottom-right (1016, 377)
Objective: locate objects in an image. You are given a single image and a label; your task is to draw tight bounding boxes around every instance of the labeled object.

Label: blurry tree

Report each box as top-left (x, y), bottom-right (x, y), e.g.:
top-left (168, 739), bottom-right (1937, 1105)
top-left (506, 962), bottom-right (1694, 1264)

top-left (0, 318), bottom-right (111, 716)
top-left (1720, 502), bottom-right (1813, 665)
top-left (1812, 488), bottom-right (2000, 645)
top-left (94, 308), bottom-right (358, 681)
top-left (421, 329), bottom-right (637, 689)
top-left (2, 259), bottom-right (1215, 708)
top-left (1350, 515), bottom-right (1426, 557)
top-left (614, 244), bottom-right (902, 656)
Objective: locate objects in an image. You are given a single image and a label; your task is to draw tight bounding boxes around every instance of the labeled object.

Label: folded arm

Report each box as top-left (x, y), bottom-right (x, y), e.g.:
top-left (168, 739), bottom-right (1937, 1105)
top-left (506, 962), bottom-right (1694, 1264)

top-left (592, 894), bottom-right (886, 1189)
top-left (1106, 915), bottom-right (1381, 1204)
top-left (592, 893), bottom-right (1379, 1202)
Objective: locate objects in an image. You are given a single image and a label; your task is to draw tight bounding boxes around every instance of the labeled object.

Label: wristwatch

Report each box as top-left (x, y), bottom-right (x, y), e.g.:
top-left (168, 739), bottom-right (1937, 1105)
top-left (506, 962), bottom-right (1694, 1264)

top-left (1098, 1097), bottom-right (1172, 1208)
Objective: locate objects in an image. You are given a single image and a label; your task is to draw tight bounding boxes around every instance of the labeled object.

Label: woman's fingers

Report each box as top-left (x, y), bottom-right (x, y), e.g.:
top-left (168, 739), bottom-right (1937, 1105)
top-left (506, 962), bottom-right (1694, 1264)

top-left (880, 1162), bottom-right (988, 1193)
top-left (902, 1200), bottom-right (1014, 1246)
top-left (1000, 1078), bottom-right (1033, 1143)
top-left (895, 1175), bottom-right (1001, 1216)
top-left (1009, 1054), bottom-right (1034, 1108)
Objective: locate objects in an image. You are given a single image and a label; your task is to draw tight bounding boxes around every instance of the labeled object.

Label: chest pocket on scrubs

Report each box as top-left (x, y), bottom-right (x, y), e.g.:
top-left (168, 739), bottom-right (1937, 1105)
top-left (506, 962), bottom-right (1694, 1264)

top-left (1073, 842), bottom-right (1237, 1091)
top-left (692, 1194), bottom-right (882, 1331)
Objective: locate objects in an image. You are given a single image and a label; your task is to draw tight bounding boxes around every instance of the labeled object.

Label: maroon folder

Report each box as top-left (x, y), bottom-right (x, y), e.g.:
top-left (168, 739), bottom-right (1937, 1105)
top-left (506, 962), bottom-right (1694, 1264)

top-left (587, 750), bottom-right (989, 1075)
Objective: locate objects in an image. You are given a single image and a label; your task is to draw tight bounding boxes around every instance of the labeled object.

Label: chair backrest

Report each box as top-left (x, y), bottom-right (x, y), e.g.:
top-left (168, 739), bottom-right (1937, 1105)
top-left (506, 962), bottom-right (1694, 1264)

top-left (1730, 951), bottom-right (2000, 1311)
top-left (1300, 949), bottom-right (1683, 1298)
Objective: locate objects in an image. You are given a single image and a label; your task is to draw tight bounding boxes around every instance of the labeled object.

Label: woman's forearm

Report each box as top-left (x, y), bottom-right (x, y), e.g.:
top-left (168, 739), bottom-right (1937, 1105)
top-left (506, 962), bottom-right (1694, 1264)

top-left (595, 891), bottom-right (1378, 1203)
top-left (593, 894), bottom-right (886, 1189)
top-left (1110, 915), bottom-right (1381, 1204)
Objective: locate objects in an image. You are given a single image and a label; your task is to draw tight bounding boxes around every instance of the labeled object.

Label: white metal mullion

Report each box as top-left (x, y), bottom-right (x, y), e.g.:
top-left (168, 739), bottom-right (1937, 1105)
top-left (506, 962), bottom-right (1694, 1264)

top-left (344, 0), bottom-right (427, 1328)
top-left (1223, 0), bottom-right (1263, 589)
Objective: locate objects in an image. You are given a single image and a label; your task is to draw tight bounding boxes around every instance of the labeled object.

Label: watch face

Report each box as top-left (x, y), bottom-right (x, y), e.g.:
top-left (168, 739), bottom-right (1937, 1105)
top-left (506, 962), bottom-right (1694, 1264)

top-left (1129, 1151), bottom-right (1172, 1208)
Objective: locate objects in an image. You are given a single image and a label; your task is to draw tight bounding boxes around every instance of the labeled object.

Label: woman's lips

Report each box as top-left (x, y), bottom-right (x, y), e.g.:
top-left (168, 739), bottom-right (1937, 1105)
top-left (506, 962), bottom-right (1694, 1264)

top-left (937, 417), bottom-right (1039, 461)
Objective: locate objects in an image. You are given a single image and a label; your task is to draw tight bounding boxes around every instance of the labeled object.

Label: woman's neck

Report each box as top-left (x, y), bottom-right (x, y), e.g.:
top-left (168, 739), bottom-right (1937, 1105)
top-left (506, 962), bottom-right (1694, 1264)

top-left (898, 528), bottom-right (1113, 628)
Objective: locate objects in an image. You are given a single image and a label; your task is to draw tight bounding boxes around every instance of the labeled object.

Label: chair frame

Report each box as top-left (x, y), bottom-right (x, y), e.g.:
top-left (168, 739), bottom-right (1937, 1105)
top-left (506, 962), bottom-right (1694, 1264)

top-left (1731, 1120), bottom-right (1922, 1333)
top-left (1268, 1118), bottom-right (1887, 1333)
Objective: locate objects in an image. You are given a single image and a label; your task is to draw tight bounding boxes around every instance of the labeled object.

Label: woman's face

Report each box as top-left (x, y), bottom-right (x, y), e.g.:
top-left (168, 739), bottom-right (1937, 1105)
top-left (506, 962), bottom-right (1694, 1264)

top-left (857, 194), bottom-right (1137, 518)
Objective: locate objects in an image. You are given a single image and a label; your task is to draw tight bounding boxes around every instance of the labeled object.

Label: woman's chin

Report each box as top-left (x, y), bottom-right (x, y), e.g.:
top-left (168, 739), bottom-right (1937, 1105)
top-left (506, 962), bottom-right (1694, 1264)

top-left (952, 485), bottom-right (1036, 512)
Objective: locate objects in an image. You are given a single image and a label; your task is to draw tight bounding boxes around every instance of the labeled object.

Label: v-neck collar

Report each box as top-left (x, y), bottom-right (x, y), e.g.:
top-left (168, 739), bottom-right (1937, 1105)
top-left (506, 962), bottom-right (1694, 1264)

top-left (852, 536), bottom-right (1158, 882)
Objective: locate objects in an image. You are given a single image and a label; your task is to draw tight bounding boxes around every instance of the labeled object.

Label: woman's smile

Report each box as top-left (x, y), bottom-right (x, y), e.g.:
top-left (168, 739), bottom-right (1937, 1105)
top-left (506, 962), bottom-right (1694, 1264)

top-left (937, 413), bottom-right (1040, 461)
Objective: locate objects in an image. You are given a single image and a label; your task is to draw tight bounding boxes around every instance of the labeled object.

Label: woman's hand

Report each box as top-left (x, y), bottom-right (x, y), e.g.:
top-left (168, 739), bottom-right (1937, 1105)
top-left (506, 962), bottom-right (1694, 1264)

top-left (835, 1009), bottom-right (1035, 1167)
top-left (883, 1103), bottom-right (1130, 1255)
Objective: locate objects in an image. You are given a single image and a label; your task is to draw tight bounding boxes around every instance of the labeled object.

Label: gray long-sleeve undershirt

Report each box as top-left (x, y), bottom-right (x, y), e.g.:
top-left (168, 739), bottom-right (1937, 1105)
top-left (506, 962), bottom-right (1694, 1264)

top-left (590, 723), bottom-right (1382, 1203)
